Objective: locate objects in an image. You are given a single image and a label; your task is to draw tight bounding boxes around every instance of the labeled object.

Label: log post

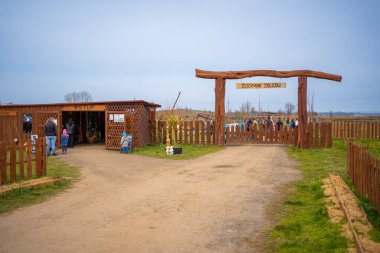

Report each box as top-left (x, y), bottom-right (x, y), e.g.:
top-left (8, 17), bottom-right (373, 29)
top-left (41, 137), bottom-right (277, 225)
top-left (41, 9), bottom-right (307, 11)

top-left (297, 76), bottom-right (308, 149)
top-left (214, 78), bottom-right (226, 145)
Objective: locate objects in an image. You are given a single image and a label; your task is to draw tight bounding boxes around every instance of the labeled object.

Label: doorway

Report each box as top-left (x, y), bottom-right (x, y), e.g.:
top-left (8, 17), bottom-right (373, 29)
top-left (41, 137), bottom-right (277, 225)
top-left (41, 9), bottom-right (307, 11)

top-left (62, 111), bottom-right (105, 145)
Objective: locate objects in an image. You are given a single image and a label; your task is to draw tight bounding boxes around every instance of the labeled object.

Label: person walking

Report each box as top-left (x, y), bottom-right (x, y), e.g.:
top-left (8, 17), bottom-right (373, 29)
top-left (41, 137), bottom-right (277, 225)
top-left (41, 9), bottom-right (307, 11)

top-left (44, 117), bottom-right (57, 156)
top-left (66, 119), bottom-right (75, 148)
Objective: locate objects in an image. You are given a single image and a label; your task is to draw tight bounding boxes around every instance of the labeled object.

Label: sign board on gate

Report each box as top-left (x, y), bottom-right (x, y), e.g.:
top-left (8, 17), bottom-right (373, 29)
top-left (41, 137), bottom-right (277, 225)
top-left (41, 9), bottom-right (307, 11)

top-left (31, 135), bottom-right (38, 154)
top-left (236, 82), bottom-right (286, 89)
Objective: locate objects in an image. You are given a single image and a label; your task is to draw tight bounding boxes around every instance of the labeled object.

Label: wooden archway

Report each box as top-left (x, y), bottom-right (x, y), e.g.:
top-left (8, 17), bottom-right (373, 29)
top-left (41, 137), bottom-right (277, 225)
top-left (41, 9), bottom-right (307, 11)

top-left (195, 69), bottom-right (342, 149)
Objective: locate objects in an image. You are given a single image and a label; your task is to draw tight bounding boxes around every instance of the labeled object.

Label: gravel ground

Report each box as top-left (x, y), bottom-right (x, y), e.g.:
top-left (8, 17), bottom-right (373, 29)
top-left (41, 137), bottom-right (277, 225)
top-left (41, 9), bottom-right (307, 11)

top-left (0, 145), bottom-right (300, 253)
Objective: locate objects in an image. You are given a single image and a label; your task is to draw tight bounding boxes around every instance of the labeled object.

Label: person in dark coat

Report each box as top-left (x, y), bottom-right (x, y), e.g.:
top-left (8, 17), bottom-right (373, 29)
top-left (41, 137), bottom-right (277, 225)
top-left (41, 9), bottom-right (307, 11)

top-left (44, 117), bottom-right (57, 156)
top-left (66, 119), bottom-right (75, 148)
top-left (276, 117), bottom-right (283, 131)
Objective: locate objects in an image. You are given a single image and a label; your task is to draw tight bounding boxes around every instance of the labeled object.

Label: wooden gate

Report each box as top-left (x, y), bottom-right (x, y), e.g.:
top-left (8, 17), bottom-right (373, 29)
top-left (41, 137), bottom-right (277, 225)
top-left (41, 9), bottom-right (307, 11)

top-left (37, 111), bottom-right (61, 146)
top-left (224, 123), bottom-right (298, 145)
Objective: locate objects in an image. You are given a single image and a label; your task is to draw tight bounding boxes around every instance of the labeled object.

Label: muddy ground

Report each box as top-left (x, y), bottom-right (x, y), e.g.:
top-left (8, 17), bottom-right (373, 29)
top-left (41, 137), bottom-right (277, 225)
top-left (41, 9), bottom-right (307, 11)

top-left (0, 145), bottom-right (299, 253)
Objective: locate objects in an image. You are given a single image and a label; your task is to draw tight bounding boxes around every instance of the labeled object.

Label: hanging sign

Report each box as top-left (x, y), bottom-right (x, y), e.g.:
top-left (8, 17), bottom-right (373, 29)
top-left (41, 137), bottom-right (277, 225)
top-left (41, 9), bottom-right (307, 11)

top-left (0, 111), bottom-right (17, 116)
top-left (62, 104), bottom-right (106, 111)
top-left (236, 82), bottom-right (286, 89)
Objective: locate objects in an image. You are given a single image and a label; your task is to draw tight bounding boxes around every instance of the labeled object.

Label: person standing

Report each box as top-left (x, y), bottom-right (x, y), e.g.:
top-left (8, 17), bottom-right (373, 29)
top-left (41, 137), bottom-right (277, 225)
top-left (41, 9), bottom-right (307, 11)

top-left (66, 119), bottom-right (75, 148)
top-left (44, 117), bottom-right (57, 156)
top-left (61, 129), bottom-right (69, 154)
top-left (276, 117), bottom-right (283, 131)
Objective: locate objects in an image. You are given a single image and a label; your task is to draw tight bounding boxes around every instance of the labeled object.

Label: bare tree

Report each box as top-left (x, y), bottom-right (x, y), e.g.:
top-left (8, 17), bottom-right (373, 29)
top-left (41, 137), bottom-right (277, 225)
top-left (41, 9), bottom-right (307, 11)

top-left (64, 91), bottom-right (93, 103)
top-left (308, 90), bottom-right (315, 118)
top-left (284, 102), bottom-right (295, 115)
top-left (240, 100), bottom-right (255, 117)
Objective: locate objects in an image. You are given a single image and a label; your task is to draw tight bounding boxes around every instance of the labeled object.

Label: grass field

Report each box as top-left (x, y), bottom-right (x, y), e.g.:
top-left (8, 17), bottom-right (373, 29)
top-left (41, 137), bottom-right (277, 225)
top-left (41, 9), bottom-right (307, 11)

top-left (0, 157), bottom-right (80, 213)
top-left (133, 144), bottom-right (224, 160)
top-left (270, 139), bottom-right (380, 252)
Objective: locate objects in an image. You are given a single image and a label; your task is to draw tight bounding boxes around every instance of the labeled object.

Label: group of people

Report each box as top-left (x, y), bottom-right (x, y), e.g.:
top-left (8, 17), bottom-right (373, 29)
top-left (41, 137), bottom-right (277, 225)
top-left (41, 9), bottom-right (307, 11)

top-left (245, 115), bottom-right (299, 131)
top-left (44, 118), bottom-right (76, 156)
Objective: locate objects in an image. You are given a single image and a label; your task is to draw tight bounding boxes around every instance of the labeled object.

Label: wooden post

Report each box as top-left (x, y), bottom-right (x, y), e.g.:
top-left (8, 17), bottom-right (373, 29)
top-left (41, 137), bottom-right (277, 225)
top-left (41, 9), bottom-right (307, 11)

top-left (206, 121), bottom-right (211, 145)
top-left (0, 142), bottom-right (7, 185)
top-left (36, 139), bottom-right (42, 177)
top-left (168, 123), bottom-right (173, 145)
top-left (19, 142), bottom-right (24, 179)
top-left (195, 121), bottom-right (199, 145)
top-left (27, 140), bottom-right (32, 178)
top-left (10, 142), bottom-right (16, 182)
top-left (42, 137), bottom-right (47, 176)
top-left (184, 121), bottom-right (188, 144)
top-left (189, 121), bottom-right (194, 145)
top-left (162, 121), bottom-right (167, 145)
top-left (214, 78), bottom-right (226, 146)
top-left (297, 76), bottom-right (308, 149)
top-left (179, 121), bottom-right (183, 144)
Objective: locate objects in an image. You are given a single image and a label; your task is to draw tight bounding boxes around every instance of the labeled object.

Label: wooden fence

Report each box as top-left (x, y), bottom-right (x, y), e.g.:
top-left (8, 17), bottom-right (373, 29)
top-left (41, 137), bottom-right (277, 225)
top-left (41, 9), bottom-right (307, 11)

top-left (151, 120), bottom-right (332, 148)
top-left (347, 140), bottom-right (380, 215)
top-left (333, 121), bottom-right (380, 139)
top-left (0, 138), bottom-right (47, 185)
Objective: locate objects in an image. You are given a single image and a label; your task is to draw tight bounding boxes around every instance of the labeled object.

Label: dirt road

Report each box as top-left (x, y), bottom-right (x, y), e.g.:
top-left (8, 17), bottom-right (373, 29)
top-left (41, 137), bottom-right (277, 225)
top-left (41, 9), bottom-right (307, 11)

top-left (0, 145), bottom-right (299, 253)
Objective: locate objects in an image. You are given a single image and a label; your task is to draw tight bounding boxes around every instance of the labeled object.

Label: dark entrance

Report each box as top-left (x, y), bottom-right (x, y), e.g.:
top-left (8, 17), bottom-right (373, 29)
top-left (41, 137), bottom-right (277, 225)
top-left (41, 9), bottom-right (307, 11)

top-left (61, 111), bottom-right (105, 145)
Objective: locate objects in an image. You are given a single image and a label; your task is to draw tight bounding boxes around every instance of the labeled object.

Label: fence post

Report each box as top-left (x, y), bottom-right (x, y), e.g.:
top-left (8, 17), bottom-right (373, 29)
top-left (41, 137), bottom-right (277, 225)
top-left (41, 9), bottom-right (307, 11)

top-left (206, 121), bottom-right (211, 145)
top-left (19, 142), bottom-right (24, 179)
top-left (10, 142), bottom-right (16, 182)
top-left (27, 140), bottom-right (33, 178)
top-left (328, 122), bottom-right (333, 148)
top-left (36, 139), bottom-right (42, 177)
top-left (189, 121), bottom-right (194, 145)
top-left (309, 123), bottom-right (314, 148)
top-left (184, 121), bottom-right (188, 144)
top-left (195, 121), bottom-right (199, 145)
top-left (0, 142), bottom-right (7, 185)
top-left (42, 137), bottom-right (47, 176)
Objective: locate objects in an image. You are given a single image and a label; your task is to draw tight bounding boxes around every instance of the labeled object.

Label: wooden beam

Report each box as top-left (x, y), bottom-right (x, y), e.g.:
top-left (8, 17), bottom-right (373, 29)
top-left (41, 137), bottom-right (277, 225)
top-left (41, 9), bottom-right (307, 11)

top-left (297, 76), bottom-right (308, 149)
top-left (214, 78), bottom-right (226, 145)
top-left (196, 69), bottom-right (342, 82)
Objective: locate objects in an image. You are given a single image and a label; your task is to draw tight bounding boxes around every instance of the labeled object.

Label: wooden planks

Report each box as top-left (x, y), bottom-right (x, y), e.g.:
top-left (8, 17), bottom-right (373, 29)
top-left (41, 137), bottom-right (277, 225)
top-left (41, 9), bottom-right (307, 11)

top-left (0, 139), bottom-right (47, 185)
top-left (347, 140), bottom-right (380, 215)
top-left (332, 121), bottom-right (380, 139)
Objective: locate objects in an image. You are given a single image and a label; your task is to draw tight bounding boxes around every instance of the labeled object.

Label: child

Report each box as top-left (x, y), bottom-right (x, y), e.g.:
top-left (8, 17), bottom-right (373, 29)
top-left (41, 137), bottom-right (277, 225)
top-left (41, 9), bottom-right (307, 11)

top-left (61, 129), bottom-right (69, 154)
top-left (120, 132), bottom-right (129, 153)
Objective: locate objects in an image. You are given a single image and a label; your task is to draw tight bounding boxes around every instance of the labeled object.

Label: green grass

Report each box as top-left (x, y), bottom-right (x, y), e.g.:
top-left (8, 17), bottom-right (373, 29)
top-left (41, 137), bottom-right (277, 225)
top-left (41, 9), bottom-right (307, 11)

top-left (270, 139), bottom-right (380, 252)
top-left (0, 157), bottom-right (80, 213)
top-left (353, 139), bottom-right (380, 160)
top-left (271, 140), bottom-right (349, 252)
top-left (133, 144), bottom-right (224, 160)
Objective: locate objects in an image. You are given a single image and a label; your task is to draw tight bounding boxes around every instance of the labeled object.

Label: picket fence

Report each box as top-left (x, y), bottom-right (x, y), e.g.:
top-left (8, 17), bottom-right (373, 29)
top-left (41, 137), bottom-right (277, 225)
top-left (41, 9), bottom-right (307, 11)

top-left (347, 140), bottom-right (380, 215)
top-left (333, 121), bottom-right (380, 139)
top-left (0, 138), bottom-right (47, 185)
top-left (151, 120), bottom-right (332, 148)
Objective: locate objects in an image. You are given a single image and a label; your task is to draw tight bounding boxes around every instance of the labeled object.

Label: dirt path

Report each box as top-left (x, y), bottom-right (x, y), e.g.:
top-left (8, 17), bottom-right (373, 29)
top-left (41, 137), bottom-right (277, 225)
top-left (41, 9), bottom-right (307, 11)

top-left (0, 145), bottom-right (299, 253)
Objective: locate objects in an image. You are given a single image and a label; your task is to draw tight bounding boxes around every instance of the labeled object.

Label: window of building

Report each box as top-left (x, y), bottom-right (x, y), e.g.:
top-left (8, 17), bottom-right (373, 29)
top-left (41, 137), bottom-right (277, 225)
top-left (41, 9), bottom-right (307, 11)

top-left (23, 114), bottom-right (33, 133)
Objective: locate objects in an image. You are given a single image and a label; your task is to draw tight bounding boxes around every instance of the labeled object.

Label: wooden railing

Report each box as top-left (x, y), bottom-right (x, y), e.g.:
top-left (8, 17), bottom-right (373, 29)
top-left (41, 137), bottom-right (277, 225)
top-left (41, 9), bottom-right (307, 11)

top-left (347, 140), bottom-right (380, 215)
top-left (333, 121), bottom-right (380, 139)
top-left (0, 138), bottom-right (47, 185)
top-left (152, 120), bottom-right (215, 146)
top-left (150, 120), bottom-right (332, 148)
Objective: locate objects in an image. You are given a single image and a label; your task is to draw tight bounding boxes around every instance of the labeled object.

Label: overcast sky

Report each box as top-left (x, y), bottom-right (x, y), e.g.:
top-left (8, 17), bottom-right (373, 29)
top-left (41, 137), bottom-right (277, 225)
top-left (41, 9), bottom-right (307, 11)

top-left (1, 0), bottom-right (379, 112)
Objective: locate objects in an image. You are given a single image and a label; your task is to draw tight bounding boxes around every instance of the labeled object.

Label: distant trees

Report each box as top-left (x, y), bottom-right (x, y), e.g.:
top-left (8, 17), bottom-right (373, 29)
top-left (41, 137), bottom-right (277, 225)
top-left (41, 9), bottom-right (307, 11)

top-left (284, 102), bottom-right (295, 115)
top-left (239, 100), bottom-right (256, 115)
top-left (64, 91), bottom-right (93, 103)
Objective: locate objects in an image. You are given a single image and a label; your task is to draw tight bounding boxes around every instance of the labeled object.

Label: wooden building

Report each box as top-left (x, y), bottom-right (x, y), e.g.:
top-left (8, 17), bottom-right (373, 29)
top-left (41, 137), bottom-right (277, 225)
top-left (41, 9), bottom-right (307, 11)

top-left (0, 100), bottom-right (160, 149)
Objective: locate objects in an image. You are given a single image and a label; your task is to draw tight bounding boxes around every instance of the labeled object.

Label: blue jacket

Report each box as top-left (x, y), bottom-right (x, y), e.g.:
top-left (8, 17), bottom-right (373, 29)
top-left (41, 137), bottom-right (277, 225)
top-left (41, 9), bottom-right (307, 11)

top-left (61, 135), bottom-right (69, 146)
